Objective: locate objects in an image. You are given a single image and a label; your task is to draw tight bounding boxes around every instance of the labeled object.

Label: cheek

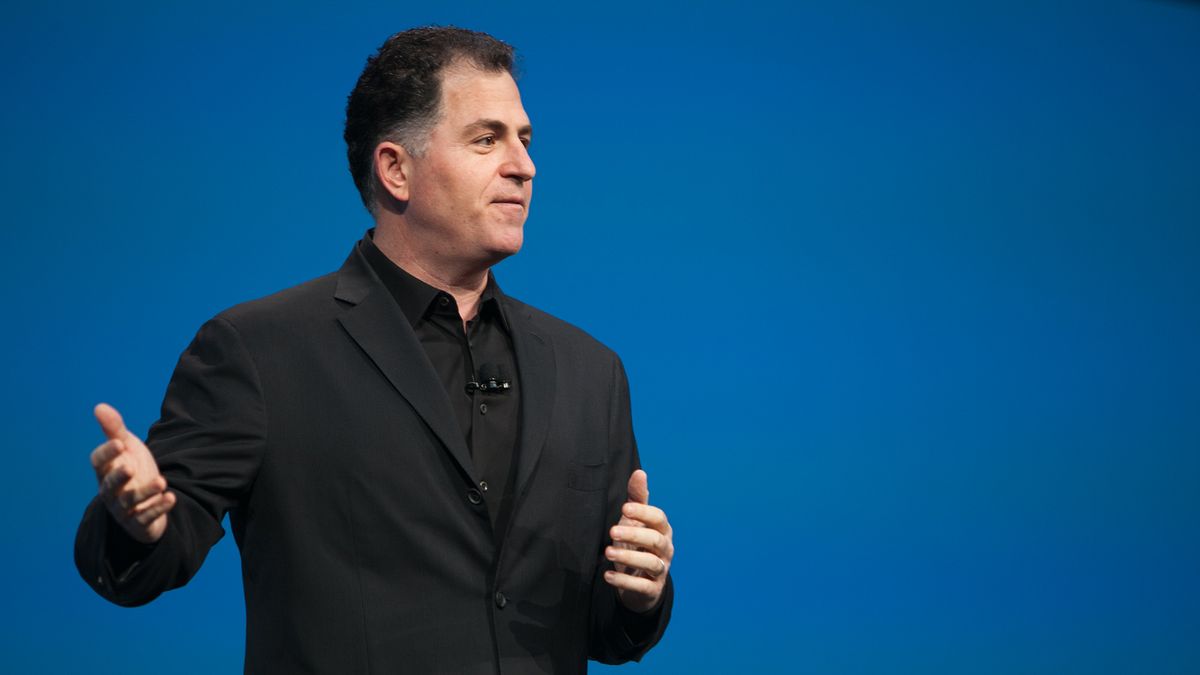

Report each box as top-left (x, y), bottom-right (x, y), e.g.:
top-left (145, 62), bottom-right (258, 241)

top-left (410, 156), bottom-right (494, 218)
top-left (410, 174), bottom-right (466, 216)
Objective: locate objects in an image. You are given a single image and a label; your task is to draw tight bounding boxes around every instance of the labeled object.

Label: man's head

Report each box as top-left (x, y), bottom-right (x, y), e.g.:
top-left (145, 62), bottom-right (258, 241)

top-left (344, 26), bottom-right (518, 216)
top-left (344, 27), bottom-right (535, 273)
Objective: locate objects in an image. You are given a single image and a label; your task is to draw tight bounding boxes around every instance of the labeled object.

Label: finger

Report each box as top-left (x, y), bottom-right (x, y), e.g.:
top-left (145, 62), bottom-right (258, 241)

top-left (127, 490), bottom-right (167, 516)
top-left (131, 490), bottom-right (176, 525)
top-left (626, 469), bottom-right (649, 505)
top-left (603, 569), bottom-right (658, 596)
top-left (90, 439), bottom-right (125, 478)
top-left (611, 525), bottom-right (669, 555)
top-left (621, 502), bottom-right (668, 531)
top-left (99, 463), bottom-right (134, 497)
top-left (94, 403), bottom-right (128, 441)
top-left (115, 476), bottom-right (168, 510)
top-left (616, 513), bottom-right (643, 532)
top-left (606, 546), bottom-right (667, 577)
top-left (612, 519), bottom-right (639, 553)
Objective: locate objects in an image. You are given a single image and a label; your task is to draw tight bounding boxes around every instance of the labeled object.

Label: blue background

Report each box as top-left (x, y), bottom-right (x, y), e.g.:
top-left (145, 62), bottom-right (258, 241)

top-left (2, 1), bottom-right (1197, 672)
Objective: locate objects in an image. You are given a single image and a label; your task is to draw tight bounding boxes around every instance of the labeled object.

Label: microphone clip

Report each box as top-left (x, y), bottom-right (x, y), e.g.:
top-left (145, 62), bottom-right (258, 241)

top-left (466, 375), bottom-right (512, 394)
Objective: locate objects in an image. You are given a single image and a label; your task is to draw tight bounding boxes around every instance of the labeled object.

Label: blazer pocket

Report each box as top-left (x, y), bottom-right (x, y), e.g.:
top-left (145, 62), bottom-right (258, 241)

top-left (566, 460), bottom-right (608, 492)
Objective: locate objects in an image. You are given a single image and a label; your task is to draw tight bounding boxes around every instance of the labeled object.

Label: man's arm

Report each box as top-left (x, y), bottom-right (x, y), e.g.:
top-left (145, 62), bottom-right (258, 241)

top-left (75, 316), bottom-right (268, 606)
top-left (587, 356), bottom-right (674, 664)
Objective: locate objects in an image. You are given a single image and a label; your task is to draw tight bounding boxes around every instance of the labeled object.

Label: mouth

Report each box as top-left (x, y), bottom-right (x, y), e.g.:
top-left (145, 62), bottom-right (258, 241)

top-left (491, 197), bottom-right (526, 208)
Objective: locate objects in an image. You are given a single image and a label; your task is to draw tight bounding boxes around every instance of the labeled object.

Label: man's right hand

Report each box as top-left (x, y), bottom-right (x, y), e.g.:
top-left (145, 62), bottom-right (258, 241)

top-left (90, 403), bottom-right (176, 544)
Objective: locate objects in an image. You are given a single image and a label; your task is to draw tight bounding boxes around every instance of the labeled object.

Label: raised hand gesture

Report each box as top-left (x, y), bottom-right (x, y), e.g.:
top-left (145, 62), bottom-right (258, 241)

top-left (90, 403), bottom-right (176, 544)
top-left (604, 469), bottom-right (674, 613)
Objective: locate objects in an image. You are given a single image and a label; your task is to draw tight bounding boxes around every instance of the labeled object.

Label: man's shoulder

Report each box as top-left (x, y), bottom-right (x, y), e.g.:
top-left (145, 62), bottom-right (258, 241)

top-left (501, 294), bottom-right (622, 365)
top-left (207, 271), bottom-right (341, 338)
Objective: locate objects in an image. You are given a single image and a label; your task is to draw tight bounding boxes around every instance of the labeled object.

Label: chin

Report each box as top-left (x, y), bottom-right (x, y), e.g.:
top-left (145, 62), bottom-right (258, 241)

top-left (486, 226), bottom-right (524, 260)
top-left (490, 238), bottom-right (523, 260)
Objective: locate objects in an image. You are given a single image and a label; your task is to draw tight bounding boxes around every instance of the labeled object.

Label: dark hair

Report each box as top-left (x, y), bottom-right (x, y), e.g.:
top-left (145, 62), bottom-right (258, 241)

top-left (344, 26), bottom-right (516, 214)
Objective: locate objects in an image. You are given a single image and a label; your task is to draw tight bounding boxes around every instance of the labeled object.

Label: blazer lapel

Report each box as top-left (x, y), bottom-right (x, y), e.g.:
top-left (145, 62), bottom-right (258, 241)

top-left (508, 304), bottom-right (556, 496)
top-left (334, 245), bottom-right (477, 483)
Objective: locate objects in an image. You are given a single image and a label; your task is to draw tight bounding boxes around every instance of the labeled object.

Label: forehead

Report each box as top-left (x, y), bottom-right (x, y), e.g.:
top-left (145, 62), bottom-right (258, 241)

top-left (435, 66), bottom-right (529, 127)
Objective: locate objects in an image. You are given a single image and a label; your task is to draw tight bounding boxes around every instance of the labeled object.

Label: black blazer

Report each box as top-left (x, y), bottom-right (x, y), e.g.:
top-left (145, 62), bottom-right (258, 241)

top-left (76, 239), bottom-right (672, 674)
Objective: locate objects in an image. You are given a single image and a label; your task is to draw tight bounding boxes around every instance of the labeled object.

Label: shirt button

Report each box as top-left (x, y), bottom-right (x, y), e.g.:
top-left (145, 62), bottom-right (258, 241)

top-left (494, 591), bottom-right (508, 609)
top-left (467, 488), bottom-right (483, 505)
top-left (438, 295), bottom-right (450, 307)
top-left (479, 403), bottom-right (488, 414)
top-left (479, 480), bottom-right (489, 492)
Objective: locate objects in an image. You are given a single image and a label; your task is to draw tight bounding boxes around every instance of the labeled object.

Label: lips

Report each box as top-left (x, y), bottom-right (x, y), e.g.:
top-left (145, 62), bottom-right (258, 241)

top-left (491, 196), bottom-right (526, 207)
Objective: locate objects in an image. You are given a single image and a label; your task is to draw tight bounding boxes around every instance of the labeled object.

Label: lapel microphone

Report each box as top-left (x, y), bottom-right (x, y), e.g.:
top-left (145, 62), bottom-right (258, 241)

top-left (467, 363), bottom-right (512, 394)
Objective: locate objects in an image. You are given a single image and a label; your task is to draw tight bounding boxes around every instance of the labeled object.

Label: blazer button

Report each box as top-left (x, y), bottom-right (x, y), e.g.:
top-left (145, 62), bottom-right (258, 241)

top-left (467, 488), bottom-right (483, 505)
top-left (494, 591), bottom-right (508, 609)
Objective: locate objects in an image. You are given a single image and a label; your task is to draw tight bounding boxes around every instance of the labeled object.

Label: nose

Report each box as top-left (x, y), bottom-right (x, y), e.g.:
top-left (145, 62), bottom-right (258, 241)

top-left (501, 141), bottom-right (536, 183)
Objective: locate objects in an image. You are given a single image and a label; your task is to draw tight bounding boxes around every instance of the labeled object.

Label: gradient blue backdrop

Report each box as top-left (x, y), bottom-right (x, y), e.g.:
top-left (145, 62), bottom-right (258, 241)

top-left (3, 1), bottom-right (1198, 673)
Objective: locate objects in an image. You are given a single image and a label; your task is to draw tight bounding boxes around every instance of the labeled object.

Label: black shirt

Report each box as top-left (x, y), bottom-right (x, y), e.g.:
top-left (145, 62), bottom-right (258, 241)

top-left (361, 234), bottom-right (521, 539)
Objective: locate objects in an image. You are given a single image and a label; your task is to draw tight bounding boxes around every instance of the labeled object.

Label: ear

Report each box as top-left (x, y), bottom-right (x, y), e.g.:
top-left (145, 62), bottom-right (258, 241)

top-left (374, 141), bottom-right (412, 203)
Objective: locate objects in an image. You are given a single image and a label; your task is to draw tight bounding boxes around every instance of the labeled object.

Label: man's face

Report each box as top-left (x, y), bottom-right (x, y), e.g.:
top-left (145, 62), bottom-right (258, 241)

top-left (402, 66), bottom-right (535, 269)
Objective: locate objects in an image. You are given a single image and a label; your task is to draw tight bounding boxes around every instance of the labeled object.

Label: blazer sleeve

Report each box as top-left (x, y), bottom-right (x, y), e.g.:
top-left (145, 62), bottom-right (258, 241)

top-left (587, 354), bottom-right (673, 664)
top-left (75, 316), bottom-right (268, 607)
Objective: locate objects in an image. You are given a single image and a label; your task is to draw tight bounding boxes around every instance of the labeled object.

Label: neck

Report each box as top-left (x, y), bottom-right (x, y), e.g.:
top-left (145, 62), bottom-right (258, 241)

top-left (373, 224), bottom-right (490, 327)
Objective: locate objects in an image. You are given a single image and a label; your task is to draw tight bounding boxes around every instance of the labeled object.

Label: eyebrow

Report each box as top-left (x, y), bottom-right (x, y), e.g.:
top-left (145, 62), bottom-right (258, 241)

top-left (464, 118), bottom-right (533, 138)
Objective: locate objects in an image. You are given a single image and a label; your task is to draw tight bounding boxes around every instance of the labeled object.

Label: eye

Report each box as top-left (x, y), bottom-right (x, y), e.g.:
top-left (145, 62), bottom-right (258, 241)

top-left (520, 136), bottom-right (531, 149)
top-left (476, 134), bottom-right (497, 147)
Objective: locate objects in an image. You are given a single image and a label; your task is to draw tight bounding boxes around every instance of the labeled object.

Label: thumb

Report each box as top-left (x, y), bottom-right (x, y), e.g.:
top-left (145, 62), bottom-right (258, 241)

top-left (626, 469), bottom-right (649, 505)
top-left (94, 403), bottom-right (128, 441)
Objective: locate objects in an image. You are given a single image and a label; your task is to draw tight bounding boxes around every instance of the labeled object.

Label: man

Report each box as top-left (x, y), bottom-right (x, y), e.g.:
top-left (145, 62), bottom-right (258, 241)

top-left (75, 27), bottom-right (674, 674)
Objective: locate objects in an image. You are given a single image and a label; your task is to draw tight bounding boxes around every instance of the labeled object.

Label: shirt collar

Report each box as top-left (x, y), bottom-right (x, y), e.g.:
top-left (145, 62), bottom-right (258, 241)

top-left (359, 229), bottom-right (511, 333)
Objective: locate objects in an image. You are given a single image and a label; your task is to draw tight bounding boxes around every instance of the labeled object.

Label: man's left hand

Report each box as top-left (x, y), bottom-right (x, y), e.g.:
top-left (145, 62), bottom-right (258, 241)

top-left (605, 469), bottom-right (674, 614)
